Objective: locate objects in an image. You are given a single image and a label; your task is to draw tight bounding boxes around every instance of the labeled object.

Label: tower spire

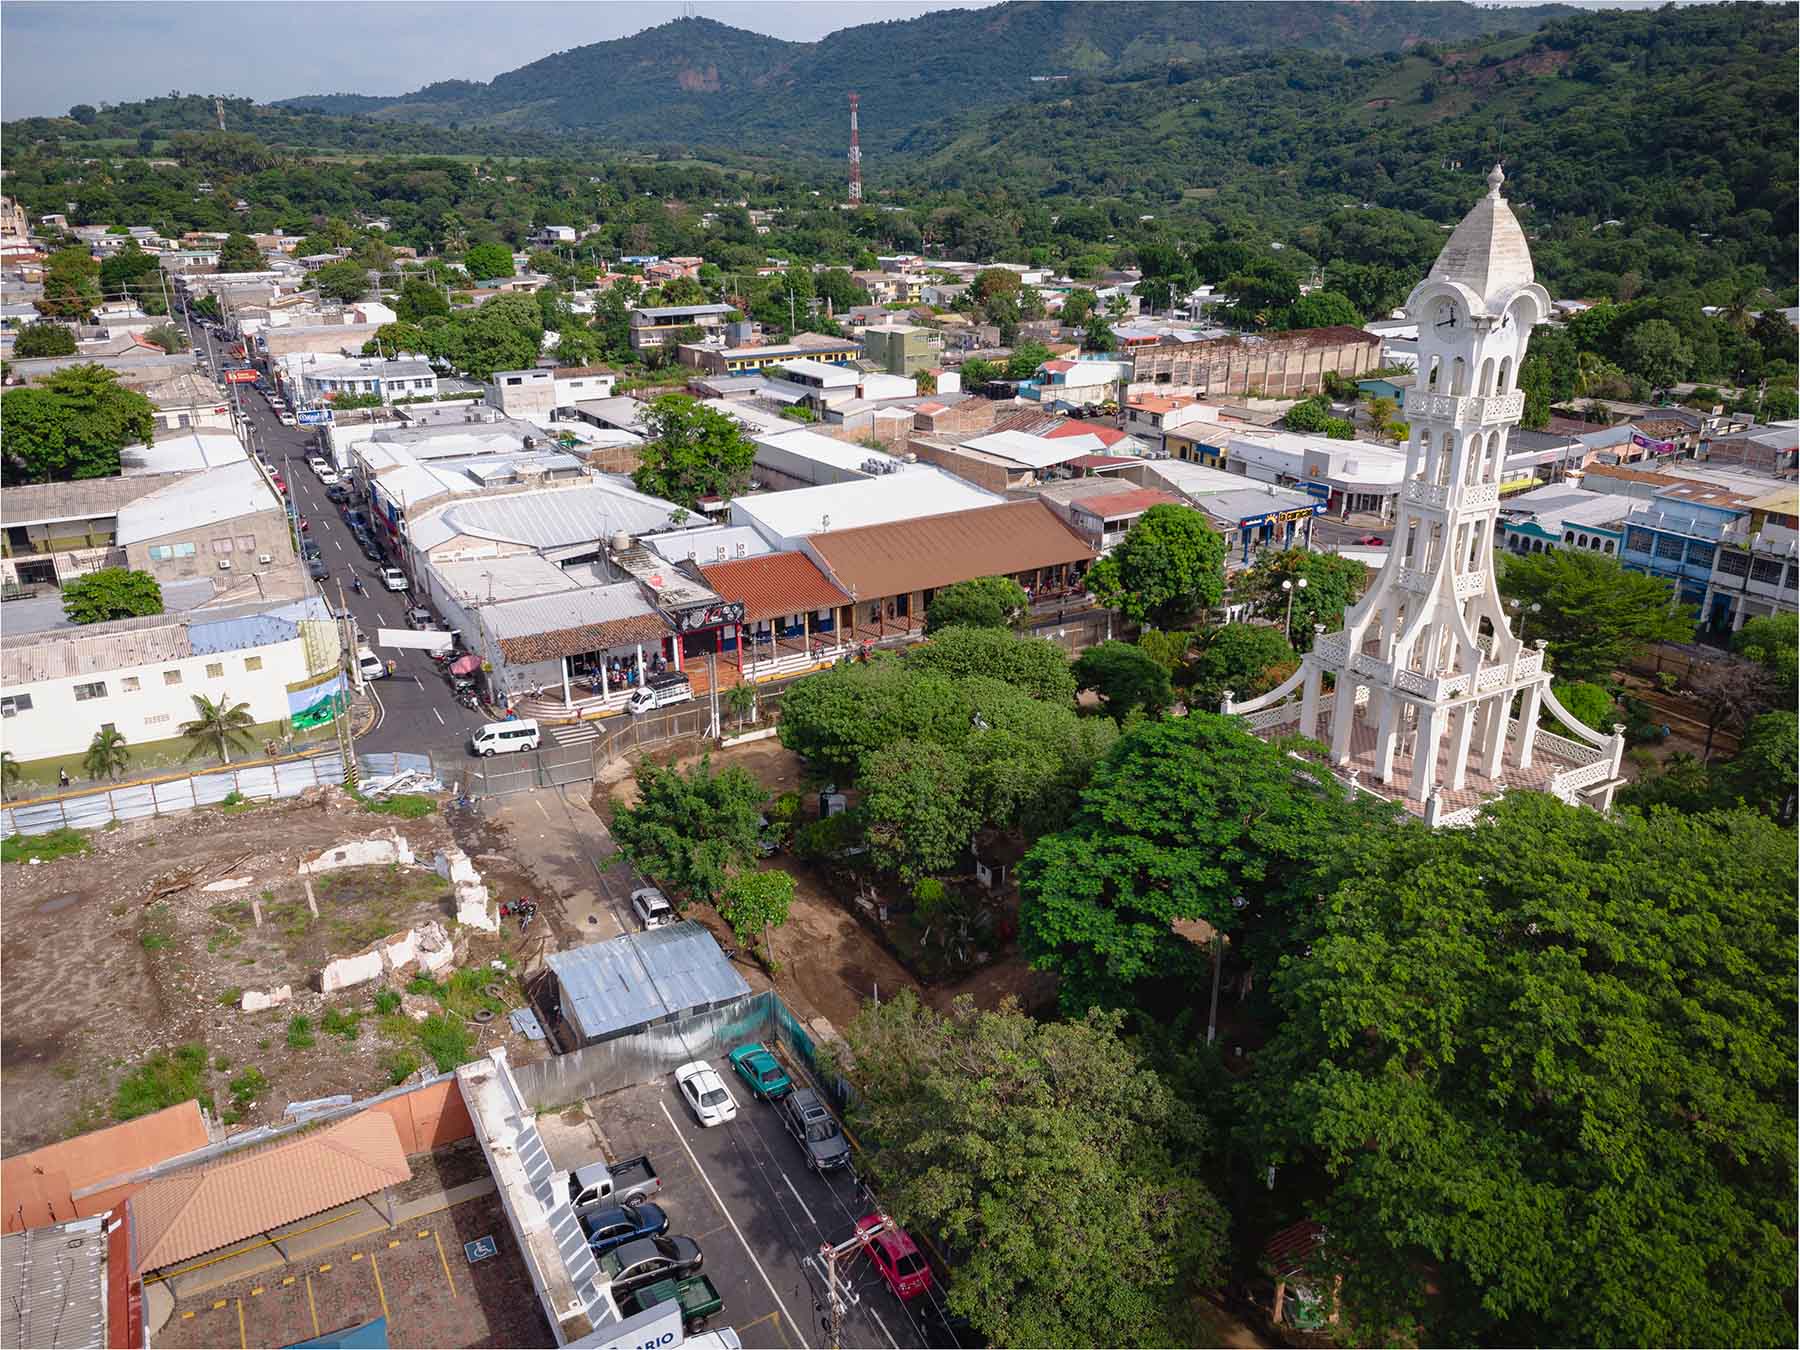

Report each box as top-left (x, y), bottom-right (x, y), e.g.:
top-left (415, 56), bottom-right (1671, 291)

top-left (846, 93), bottom-right (862, 206)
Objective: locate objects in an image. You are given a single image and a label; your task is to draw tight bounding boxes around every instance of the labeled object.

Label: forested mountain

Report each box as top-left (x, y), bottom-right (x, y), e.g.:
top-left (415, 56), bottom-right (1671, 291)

top-left (267, 2), bottom-right (1570, 155)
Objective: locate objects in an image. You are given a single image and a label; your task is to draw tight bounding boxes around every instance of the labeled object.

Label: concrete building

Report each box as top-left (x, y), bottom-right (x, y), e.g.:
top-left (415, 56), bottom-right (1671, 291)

top-left (626, 302), bottom-right (735, 352)
top-left (1125, 325), bottom-right (1382, 399)
top-left (1022, 479), bottom-right (1184, 553)
top-left (859, 323), bottom-right (934, 376)
top-left (678, 336), bottom-right (863, 376)
top-left (484, 366), bottom-right (617, 420)
top-left (1706, 484), bottom-right (1800, 631)
top-left (291, 356), bottom-right (438, 406)
top-left (138, 372), bottom-right (233, 433)
top-left (1218, 429), bottom-right (1409, 523)
top-left (1125, 459), bottom-right (1325, 565)
top-left (116, 460), bottom-right (299, 591)
top-left (729, 469), bottom-right (999, 551)
top-left (749, 427), bottom-right (912, 490)
top-left (1497, 484), bottom-right (1626, 558)
top-left (2, 474), bottom-right (187, 591)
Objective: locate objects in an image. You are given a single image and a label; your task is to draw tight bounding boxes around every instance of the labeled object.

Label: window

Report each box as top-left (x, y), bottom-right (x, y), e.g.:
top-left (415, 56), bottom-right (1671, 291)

top-left (206, 662), bottom-right (224, 679)
top-left (163, 669), bottom-right (182, 686)
top-left (1604, 540), bottom-right (1615, 554)
top-left (1, 693), bottom-right (34, 715)
top-left (244, 656), bottom-right (263, 672)
top-left (1654, 535), bottom-right (1684, 562)
top-left (1685, 542), bottom-right (1715, 568)
top-left (1625, 527), bottom-right (1655, 555)
top-left (237, 535), bottom-right (256, 552)
top-left (505, 376), bottom-right (522, 386)
top-left (1750, 557), bottom-right (1783, 584)
top-left (1718, 550), bottom-right (1750, 577)
top-left (144, 713), bottom-right (170, 727)
top-left (148, 542), bottom-right (197, 561)
top-left (74, 682), bottom-right (107, 701)
top-left (121, 676), bottom-right (141, 692)
top-left (212, 538), bottom-right (233, 554)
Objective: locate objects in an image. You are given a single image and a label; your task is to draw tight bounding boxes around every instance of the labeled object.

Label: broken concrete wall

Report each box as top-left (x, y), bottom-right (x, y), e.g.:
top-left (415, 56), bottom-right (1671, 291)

top-left (435, 847), bottom-right (497, 933)
top-left (299, 832), bottom-right (415, 876)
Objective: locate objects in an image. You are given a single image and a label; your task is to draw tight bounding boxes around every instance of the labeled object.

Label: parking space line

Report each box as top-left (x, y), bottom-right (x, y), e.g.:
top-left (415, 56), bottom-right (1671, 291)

top-left (659, 1098), bottom-right (809, 1350)
top-left (305, 1275), bottom-right (319, 1336)
top-left (370, 1251), bottom-right (390, 1320)
top-left (782, 1172), bottom-right (817, 1227)
top-left (433, 1229), bottom-right (456, 1295)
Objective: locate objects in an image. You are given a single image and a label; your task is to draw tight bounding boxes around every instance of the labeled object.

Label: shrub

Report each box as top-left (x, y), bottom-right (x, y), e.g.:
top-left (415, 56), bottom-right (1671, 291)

top-left (373, 990), bottom-right (401, 1015)
top-left (286, 1015), bottom-right (316, 1049)
top-left (385, 1050), bottom-right (422, 1085)
top-left (416, 1014), bottom-right (475, 1072)
top-left (321, 1008), bottom-right (362, 1041)
top-left (228, 1067), bottom-right (267, 1107)
top-left (357, 793), bottom-right (435, 819)
top-left (113, 1043), bottom-right (210, 1120)
top-left (2, 827), bottom-right (91, 863)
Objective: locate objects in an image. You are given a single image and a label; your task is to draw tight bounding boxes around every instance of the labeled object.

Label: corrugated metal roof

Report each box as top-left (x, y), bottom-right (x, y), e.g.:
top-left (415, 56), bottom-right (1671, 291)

top-left (115, 460), bottom-right (278, 545)
top-left (732, 469), bottom-right (999, 544)
top-left (0, 1216), bottom-right (107, 1348)
top-left (434, 483), bottom-right (678, 552)
top-left (189, 613), bottom-right (300, 655)
top-left (547, 922), bottom-right (751, 1043)
top-left (1, 473), bottom-right (184, 528)
top-left (633, 304), bottom-right (735, 320)
top-left (0, 615), bottom-right (193, 684)
top-left (129, 1112), bottom-right (410, 1273)
top-left (808, 500), bottom-right (1095, 598)
top-left (483, 580), bottom-right (654, 640)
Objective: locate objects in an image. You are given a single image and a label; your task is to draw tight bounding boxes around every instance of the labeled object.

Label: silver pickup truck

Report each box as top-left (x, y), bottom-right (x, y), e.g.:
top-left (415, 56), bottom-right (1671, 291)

top-left (567, 1156), bottom-right (661, 1212)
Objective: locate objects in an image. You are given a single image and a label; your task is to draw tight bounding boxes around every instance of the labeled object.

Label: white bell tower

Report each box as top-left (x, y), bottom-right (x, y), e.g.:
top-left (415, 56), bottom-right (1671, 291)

top-left (1227, 167), bottom-right (1626, 822)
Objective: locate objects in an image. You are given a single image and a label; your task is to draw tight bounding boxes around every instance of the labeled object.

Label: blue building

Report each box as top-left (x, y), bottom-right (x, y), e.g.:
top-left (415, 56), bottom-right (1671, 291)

top-left (1618, 480), bottom-right (1759, 610)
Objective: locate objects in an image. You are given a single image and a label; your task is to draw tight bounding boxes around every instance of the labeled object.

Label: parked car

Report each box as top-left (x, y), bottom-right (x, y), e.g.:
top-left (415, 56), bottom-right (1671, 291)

top-left (405, 605), bottom-right (434, 630)
top-left (631, 887), bottom-right (675, 930)
top-left (300, 540), bottom-right (322, 561)
top-left (626, 671), bottom-right (693, 716)
top-left (279, 413), bottom-right (298, 428)
top-left (325, 483), bottom-right (351, 504)
top-left (306, 557), bottom-right (330, 581)
top-left (357, 648), bottom-right (387, 681)
top-left (596, 1235), bottom-right (703, 1296)
top-left (779, 1089), bottom-right (851, 1172)
top-left (1352, 534), bottom-right (1386, 547)
top-left (567, 1157), bottom-right (662, 1212)
top-left (359, 536), bottom-right (385, 563)
top-left (856, 1216), bottom-right (935, 1302)
top-left (726, 1043), bottom-right (792, 1102)
top-left (580, 1202), bottom-right (668, 1256)
top-left (674, 1061), bottom-right (738, 1128)
top-left (380, 566), bottom-right (409, 593)
top-left (315, 464), bottom-right (337, 482)
top-left (342, 510), bottom-right (369, 532)
top-left (620, 1274), bottom-right (724, 1334)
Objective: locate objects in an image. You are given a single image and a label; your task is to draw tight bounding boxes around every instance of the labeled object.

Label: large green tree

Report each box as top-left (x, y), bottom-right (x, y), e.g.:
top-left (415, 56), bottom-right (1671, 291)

top-left (1071, 639), bottom-right (1173, 720)
top-left (62, 568), bottom-right (163, 624)
top-left (1720, 710), bottom-right (1798, 825)
top-left (1499, 549), bottom-right (1695, 682)
top-left (923, 575), bottom-right (1028, 634)
top-left (717, 869), bottom-right (794, 967)
top-left (1232, 548), bottom-right (1369, 652)
top-left (1021, 713), bottom-right (1392, 1012)
top-left (395, 277), bottom-right (450, 323)
top-left (1085, 504), bottom-right (1226, 627)
top-left (460, 241), bottom-right (516, 281)
top-left (610, 756), bottom-right (766, 906)
top-left (860, 739), bottom-right (979, 880)
top-left (1731, 612), bottom-right (1797, 706)
top-left (1187, 622), bottom-right (1297, 709)
top-left (1242, 793), bottom-right (1797, 1347)
top-left (313, 259), bottom-right (370, 303)
top-left (218, 232), bottom-right (263, 271)
top-left (12, 321), bottom-right (76, 358)
top-left (179, 692), bottom-right (256, 764)
top-left (630, 394), bottom-right (756, 509)
top-left (37, 246), bottom-right (102, 320)
top-left (1, 366), bottom-right (156, 484)
top-left (840, 991), bottom-right (1229, 1349)
top-left (907, 625), bottom-right (1076, 702)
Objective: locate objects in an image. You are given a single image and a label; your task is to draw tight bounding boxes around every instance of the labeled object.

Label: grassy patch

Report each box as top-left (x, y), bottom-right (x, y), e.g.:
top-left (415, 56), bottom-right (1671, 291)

top-left (384, 1049), bottom-right (421, 1085)
top-left (321, 1008), bottom-right (362, 1041)
top-left (355, 792), bottom-right (436, 819)
top-left (266, 899), bottom-right (311, 939)
top-left (415, 1014), bottom-right (475, 1072)
top-left (286, 1015), bottom-right (316, 1049)
top-left (228, 1067), bottom-right (267, 1107)
top-left (114, 1043), bottom-right (212, 1120)
top-left (213, 1054), bottom-right (231, 1071)
top-left (207, 927), bottom-right (243, 954)
top-left (140, 903), bottom-right (176, 951)
top-left (409, 969), bottom-right (511, 1020)
top-left (218, 988), bottom-right (243, 1008)
top-left (373, 990), bottom-right (401, 1015)
top-left (2, 827), bottom-right (91, 864)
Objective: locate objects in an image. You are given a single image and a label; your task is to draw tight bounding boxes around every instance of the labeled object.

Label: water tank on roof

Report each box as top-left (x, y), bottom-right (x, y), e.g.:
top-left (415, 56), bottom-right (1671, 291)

top-left (611, 530), bottom-right (632, 553)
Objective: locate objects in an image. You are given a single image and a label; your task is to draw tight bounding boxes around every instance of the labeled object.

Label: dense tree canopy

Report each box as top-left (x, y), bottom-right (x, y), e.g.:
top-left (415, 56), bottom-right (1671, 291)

top-left (1233, 548), bottom-right (1368, 652)
top-left (1499, 549), bottom-right (1695, 682)
top-left (1242, 793), bottom-right (1797, 1347)
top-left (62, 568), bottom-right (163, 624)
top-left (1071, 639), bottom-right (1173, 720)
top-left (1187, 622), bottom-right (1298, 709)
top-left (11, 320), bottom-right (77, 358)
top-left (922, 575), bottom-right (1027, 634)
top-left (1086, 504), bottom-right (1226, 627)
top-left (907, 625), bottom-right (1076, 702)
top-left (610, 756), bottom-right (766, 905)
top-left (841, 992), bottom-right (1229, 1349)
top-left (1, 365), bottom-right (156, 484)
top-left (630, 393), bottom-right (756, 509)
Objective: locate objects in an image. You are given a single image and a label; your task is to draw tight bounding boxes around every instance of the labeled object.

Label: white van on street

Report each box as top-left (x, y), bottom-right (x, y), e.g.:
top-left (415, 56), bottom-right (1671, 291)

top-left (626, 671), bottom-right (693, 716)
top-left (470, 719), bottom-right (540, 757)
top-left (356, 648), bottom-right (386, 680)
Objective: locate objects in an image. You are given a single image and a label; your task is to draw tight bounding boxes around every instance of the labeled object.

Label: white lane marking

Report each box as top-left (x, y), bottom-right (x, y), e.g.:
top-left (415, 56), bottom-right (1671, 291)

top-left (782, 1172), bottom-right (818, 1228)
top-left (433, 707), bottom-right (445, 726)
top-left (659, 1097), bottom-right (809, 1349)
top-left (334, 539), bottom-right (344, 553)
top-left (865, 1304), bottom-right (899, 1350)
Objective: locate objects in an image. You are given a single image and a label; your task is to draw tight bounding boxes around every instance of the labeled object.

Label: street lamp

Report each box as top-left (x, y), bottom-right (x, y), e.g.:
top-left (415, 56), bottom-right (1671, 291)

top-left (1508, 598), bottom-right (1541, 643)
top-left (1281, 576), bottom-right (1308, 642)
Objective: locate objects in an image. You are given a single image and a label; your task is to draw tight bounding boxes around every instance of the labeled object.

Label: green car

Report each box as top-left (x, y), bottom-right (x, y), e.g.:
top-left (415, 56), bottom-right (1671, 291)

top-left (727, 1042), bottom-right (792, 1101)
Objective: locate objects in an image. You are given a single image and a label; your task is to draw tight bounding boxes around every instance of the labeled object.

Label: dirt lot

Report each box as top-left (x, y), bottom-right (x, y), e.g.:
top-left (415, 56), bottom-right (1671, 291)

top-left (597, 739), bottom-right (1057, 1033)
top-left (0, 791), bottom-right (550, 1155)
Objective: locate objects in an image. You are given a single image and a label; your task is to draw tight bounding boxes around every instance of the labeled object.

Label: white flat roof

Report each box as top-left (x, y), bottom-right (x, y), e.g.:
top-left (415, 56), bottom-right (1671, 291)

top-left (731, 467), bottom-right (999, 541)
top-left (1501, 486), bottom-right (1629, 532)
top-left (963, 430), bottom-right (1089, 471)
top-left (754, 427), bottom-right (905, 474)
top-left (775, 358), bottom-right (859, 386)
top-left (116, 460), bottom-right (277, 544)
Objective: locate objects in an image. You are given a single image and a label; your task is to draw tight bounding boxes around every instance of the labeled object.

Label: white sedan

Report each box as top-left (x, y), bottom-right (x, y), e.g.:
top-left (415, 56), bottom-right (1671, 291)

top-left (674, 1061), bottom-right (738, 1127)
top-left (316, 466), bottom-right (339, 485)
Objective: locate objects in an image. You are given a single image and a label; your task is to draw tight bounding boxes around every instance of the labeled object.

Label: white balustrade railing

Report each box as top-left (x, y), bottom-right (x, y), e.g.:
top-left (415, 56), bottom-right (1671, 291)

top-left (1476, 665), bottom-right (1511, 693)
top-left (1397, 565), bottom-right (1432, 593)
top-left (1350, 652), bottom-right (1390, 681)
top-left (1242, 705), bottom-right (1297, 732)
top-left (1453, 570), bottom-right (1486, 599)
top-left (1535, 729), bottom-right (1609, 767)
top-left (1403, 479), bottom-right (1451, 509)
top-left (1393, 668), bottom-right (1433, 696)
top-left (1463, 481), bottom-right (1500, 510)
top-left (1313, 633), bottom-right (1349, 666)
top-left (1514, 649), bottom-right (1544, 678)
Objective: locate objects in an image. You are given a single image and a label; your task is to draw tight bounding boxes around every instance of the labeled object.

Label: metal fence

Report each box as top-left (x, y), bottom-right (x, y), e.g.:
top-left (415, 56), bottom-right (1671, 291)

top-left (1, 752), bottom-right (348, 838)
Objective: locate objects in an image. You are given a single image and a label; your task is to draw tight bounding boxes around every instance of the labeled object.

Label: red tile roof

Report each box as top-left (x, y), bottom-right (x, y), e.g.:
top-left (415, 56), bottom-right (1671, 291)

top-left (699, 551), bottom-right (848, 623)
top-left (1071, 488), bottom-right (1181, 517)
top-left (1045, 419), bottom-right (1129, 446)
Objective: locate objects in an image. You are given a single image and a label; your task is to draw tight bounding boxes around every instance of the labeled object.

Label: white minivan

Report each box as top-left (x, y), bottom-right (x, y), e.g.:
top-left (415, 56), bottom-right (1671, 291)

top-left (470, 719), bottom-right (540, 757)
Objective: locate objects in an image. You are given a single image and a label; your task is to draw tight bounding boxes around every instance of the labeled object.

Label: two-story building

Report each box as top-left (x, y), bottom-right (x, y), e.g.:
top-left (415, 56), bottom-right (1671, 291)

top-left (293, 357), bottom-right (438, 406)
top-left (1618, 479), bottom-right (1761, 613)
top-left (484, 366), bottom-right (617, 420)
top-left (678, 336), bottom-right (862, 376)
top-left (627, 303), bottom-right (735, 352)
top-left (1496, 484), bottom-right (1626, 558)
top-left (859, 323), bottom-right (934, 376)
top-left (1123, 395), bottom-right (1220, 453)
top-left (1705, 484), bottom-right (1799, 632)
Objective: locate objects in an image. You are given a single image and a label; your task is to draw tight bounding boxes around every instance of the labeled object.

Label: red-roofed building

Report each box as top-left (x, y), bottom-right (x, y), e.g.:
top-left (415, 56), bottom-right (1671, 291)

top-left (698, 551), bottom-right (850, 666)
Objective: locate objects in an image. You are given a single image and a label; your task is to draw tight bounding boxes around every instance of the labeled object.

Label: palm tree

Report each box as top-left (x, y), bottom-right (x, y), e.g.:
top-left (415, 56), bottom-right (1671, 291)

top-left (180, 692), bottom-right (257, 764)
top-left (83, 727), bottom-right (131, 782)
top-left (0, 751), bottom-right (19, 801)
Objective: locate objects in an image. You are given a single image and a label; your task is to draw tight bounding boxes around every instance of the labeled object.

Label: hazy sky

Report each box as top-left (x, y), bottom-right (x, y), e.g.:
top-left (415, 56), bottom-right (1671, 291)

top-left (0, 0), bottom-right (1000, 119)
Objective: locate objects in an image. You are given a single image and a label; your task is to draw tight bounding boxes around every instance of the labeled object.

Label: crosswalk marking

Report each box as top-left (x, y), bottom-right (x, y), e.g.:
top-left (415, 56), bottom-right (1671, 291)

top-left (551, 722), bottom-right (602, 746)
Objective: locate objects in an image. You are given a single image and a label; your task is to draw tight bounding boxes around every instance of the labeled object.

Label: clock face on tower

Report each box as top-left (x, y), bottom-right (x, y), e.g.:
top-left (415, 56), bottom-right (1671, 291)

top-left (1434, 300), bottom-right (1459, 331)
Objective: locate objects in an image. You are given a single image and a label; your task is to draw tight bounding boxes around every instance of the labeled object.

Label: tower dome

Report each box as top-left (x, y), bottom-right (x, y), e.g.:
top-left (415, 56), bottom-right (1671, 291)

top-left (1427, 164), bottom-right (1534, 310)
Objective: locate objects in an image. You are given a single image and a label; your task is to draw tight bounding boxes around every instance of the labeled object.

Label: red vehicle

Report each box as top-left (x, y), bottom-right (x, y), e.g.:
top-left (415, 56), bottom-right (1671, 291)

top-left (856, 1215), bottom-right (934, 1302)
top-left (271, 472), bottom-right (288, 495)
top-left (1352, 534), bottom-right (1386, 547)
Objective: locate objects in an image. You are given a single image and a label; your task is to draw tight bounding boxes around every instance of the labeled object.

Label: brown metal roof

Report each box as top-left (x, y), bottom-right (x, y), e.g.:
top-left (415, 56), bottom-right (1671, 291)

top-left (807, 500), bottom-right (1095, 599)
top-left (699, 552), bottom-right (848, 624)
top-left (498, 611), bottom-right (671, 665)
top-left (128, 1111), bottom-right (410, 1274)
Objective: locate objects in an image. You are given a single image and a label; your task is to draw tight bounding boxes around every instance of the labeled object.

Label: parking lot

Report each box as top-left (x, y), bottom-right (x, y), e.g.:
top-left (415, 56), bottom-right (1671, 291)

top-left (547, 1073), bottom-right (959, 1350)
top-left (154, 1193), bottom-right (553, 1349)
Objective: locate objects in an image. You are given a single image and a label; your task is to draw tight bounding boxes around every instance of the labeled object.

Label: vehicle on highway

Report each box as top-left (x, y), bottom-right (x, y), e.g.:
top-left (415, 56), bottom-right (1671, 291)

top-left (567, 1156), bottom-right (662, 1212)
top-left (726, 1043), bottom-right (792, 1102)
top-left (619, 1274), bottom-right (724, 1335)
top-left (674, 1061), bottom-right (738, 1128)
top-left (580, 1202), bottom-right (669, 1257)
top-left (596, 1235), bottom-right (703, 1297)
top-left (779, 1088), bottom-right (851, 1172)
top-left (630, 886), bottom-right (676, 930)
top-left (380, 566), bottom-right (409, 592)
top-left (856, 1216), bottom-right (935, 1302)
top-left (469, 719), bottom-right (539, 757)
top-left (626, 671), bottom-right (693, 716)
top-left (306, 557), bottom-right (330, 581)
top-left (356, 648), bottom-right (387, 680)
